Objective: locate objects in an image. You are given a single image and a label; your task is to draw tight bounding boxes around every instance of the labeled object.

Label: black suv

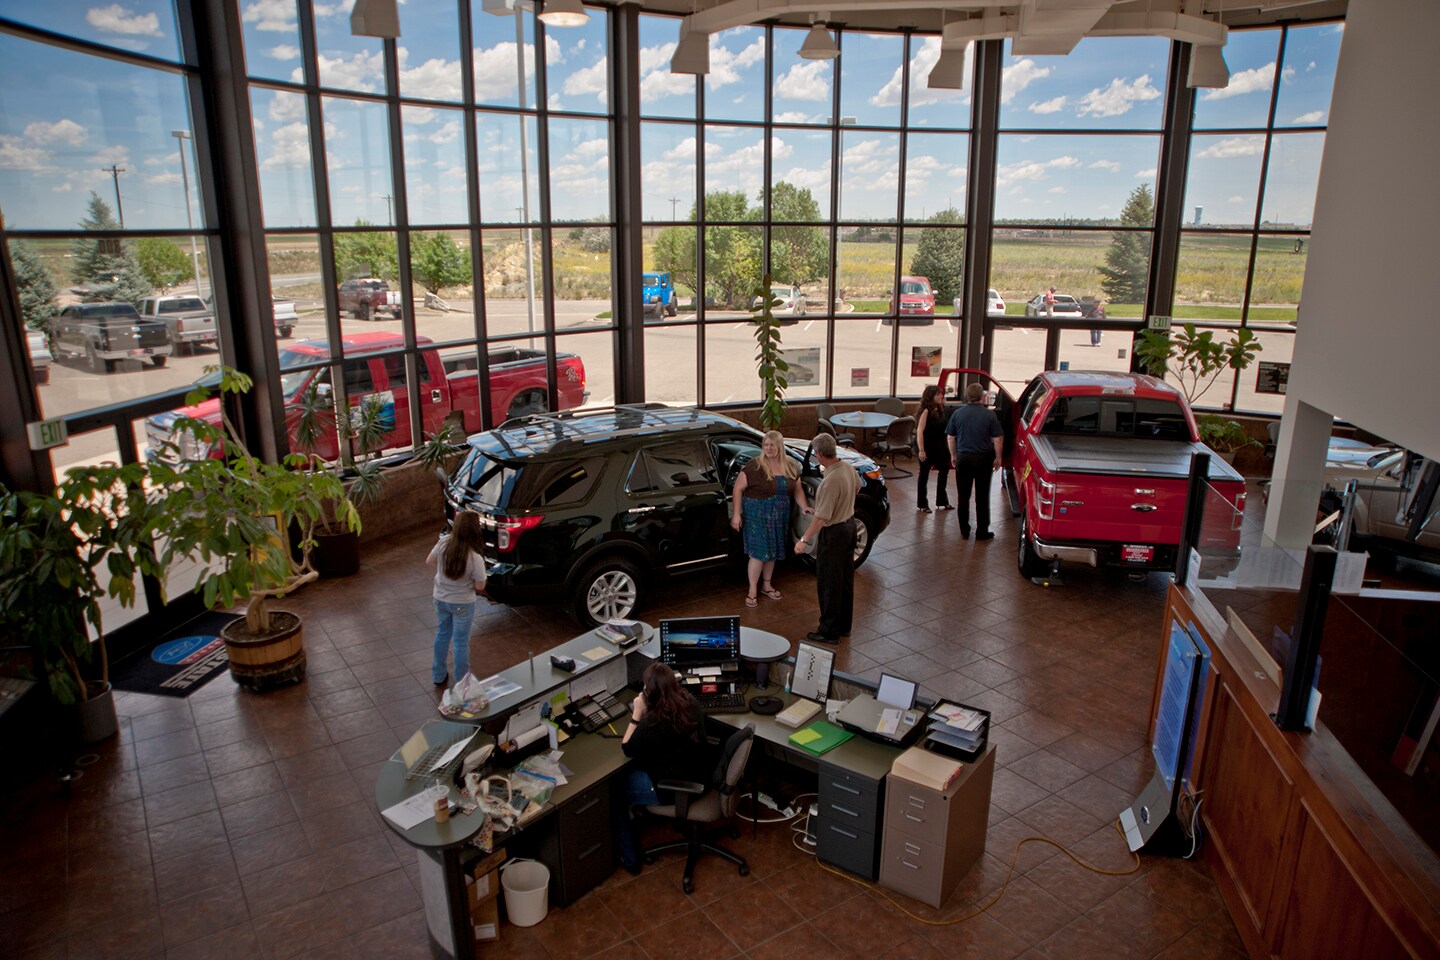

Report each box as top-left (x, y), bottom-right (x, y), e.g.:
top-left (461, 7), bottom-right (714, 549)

top-left (441, 405), bottom-right (891, 627)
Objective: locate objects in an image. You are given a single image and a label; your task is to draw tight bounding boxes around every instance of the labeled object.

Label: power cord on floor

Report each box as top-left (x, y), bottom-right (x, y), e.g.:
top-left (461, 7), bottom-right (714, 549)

top-left (735, 790), bottom-right (817, 824)
top-left (815, 818), bottom-right (1141, 926)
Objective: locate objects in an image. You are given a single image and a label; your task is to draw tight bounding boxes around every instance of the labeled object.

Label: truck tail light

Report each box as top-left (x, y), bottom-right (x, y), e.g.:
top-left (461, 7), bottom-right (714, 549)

top-left (1232, 491), bottom-right (1247, 530)
top-left (494, 514), bottom-right (543, 553)
top-left (1036, 478), bottom-right (1055, 521)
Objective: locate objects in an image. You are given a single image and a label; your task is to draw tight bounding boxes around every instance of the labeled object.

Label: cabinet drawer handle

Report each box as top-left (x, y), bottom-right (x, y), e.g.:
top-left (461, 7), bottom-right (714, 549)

top-left (829, 803), bottom-right (859, 818)
top-left (828, 825), bottom-right (859, 839)
top-left (832, 782), bottom-right (861, 795)
top-left (903, 842), bottom-right (921, 855)
top-left (901, 859), bottom-right (920, 870)
top-left (572, 797), bottom-right (600, 816)
top-left (577, 842), bottom-right (601, 860)
top-left (906, 796), bottom-right (926, 809)
top-left (903, 812), bottom-right (924, 823)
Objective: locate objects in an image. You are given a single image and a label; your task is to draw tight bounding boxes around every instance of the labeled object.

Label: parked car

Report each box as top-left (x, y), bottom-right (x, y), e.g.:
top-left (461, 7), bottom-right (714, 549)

top-left (138, 294), bottom-right (217, 355)
top-left (936, 367), bottom-right (1247, 579)
top-left (272, 297), bottom-right (298, 338)
top-left (440, 405), bottom-right (891, 626)
top-left (753, 284), bottom-right (807, 320)
top-left (1024, 293), bottom-right (1083, 318)
top-left (146, 333), bottom-right (586, 463)
top-left (337, 278), bottom-right (403, 321)
top-left (50, 302), bottom-right (172, 373)
top-left (642, 272), bottom-right (679, 319)
top-left (27, 328), bottom-right (51, 385)
top-left (883, 276), bottom-right (936, 325)
top-left (950, 288), bottom-right (1009, 328)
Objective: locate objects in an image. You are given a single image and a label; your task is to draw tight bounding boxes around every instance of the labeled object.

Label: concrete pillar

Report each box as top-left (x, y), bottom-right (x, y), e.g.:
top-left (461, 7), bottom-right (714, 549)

top-left (1263, 396), bottom-right (1333, 549)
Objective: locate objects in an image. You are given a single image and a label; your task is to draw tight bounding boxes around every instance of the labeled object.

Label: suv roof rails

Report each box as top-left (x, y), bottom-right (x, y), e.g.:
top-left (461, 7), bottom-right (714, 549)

top-left (478, 404), bottom-right (743, 457)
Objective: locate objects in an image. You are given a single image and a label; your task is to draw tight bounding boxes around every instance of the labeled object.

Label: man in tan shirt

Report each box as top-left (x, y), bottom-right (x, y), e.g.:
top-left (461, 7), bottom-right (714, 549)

top-left (794, 433), bottom-right (859, 643)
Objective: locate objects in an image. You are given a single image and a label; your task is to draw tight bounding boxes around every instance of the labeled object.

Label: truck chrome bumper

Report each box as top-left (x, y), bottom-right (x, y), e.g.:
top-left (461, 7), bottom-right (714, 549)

top-left (1031, 534), bottom-right (1098, 567)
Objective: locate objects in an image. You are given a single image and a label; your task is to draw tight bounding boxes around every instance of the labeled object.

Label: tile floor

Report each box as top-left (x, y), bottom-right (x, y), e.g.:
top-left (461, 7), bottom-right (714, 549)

top-left (0, 464), bottom-right (1247, 959)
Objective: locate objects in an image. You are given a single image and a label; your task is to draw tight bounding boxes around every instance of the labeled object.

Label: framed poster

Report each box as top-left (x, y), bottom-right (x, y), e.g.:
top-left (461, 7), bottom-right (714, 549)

top-left (784, 348), bottom-right (820, 386)
top-left (910, 346), bottom-right (942, 377)
top-left (1255, 361), bottom-right (1290, 395)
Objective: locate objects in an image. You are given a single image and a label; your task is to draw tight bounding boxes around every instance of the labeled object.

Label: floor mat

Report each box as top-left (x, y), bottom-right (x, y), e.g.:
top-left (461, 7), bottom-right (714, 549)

top-left (109, 611), bottom-right (238, 698)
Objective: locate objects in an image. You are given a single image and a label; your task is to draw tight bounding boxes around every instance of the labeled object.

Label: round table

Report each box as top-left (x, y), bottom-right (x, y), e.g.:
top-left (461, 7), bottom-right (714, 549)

top-left (831, 411), bottom-right (903, 475)
top-left (638, 626), bottom-right (793, 688)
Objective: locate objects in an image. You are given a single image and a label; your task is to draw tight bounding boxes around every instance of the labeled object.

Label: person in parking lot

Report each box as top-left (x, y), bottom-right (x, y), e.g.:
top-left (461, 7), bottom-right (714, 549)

top-left (731, 430), bottom-right (811, 607)
top-left (1044, 286), bottom-right (1056, 318)
top-left (425, 511), bottom-right (487, 686)
top-left (794, 433), bottom-right (859, 644)
top-left (946, 382), bottom-right (1004, 541)
top-left (914, 385), bottom-right (952, 514)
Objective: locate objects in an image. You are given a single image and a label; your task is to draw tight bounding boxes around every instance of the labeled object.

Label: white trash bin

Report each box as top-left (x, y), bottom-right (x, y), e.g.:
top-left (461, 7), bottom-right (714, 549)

top-left (500, 859), bottom-right (550, 927)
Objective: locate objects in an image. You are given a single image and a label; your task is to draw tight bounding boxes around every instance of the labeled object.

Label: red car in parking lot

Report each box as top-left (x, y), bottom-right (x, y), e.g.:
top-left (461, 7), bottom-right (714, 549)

top-left (883, 276), bottom-right (936, 325)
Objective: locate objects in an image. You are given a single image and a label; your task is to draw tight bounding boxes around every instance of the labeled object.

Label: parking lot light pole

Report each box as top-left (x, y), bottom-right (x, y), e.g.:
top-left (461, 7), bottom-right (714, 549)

top-left (172, 130), bottom-right (204, 297)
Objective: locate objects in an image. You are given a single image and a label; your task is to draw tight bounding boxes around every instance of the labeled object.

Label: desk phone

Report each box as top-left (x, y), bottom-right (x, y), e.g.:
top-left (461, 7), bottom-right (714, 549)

top-left (566, 692), bottom-right (627, 733)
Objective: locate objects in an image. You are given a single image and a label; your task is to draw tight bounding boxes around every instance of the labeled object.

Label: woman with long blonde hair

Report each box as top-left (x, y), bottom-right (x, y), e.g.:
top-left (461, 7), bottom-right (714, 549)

top-left (731, 430), bottom-right (811, 606)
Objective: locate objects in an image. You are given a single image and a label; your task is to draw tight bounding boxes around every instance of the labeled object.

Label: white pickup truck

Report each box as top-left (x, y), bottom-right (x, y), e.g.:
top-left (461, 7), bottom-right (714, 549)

top-left (139, 295), bottom-right (217, 355)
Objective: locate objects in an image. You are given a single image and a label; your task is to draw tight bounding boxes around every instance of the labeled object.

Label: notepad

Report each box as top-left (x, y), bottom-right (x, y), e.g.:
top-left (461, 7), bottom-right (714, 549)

top-left (788, 720), bottom-right (852, 756)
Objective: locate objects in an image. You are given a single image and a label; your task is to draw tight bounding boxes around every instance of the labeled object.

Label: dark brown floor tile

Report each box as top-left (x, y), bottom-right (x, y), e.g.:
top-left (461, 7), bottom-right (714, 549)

top-left (633, 908), bottom-right (740, 960)
top-left (142, 780), bottom-right (218, 828)
top-left (1004, 750), bottom-right (1088, 795)
top-left (251, 894), bottom-right (350, 960)
top-left (202, 738), bottom-right (273, 777)
top-left (1032, 915), bottom-right (1146, 959)
top-left (701, 877), bottom-right (804, 951)
top-left (919, 911), bottom-right (1031, 959)
top-left (147, 808), bottom-right (229, 864)
top-left (211, 762), bottom-right (286, 807)
top-left (138, 753), bottom-right (211, 796)
top-left (133, 728), bottom-right (204, 768)
top-left (766, 859), bottom-right (865, 921)
top-left (601, 863), bottom-right (699, 936)
top-left (153, 843), bottom-right (239, 904)
top-left (72, 906), bottom-right (165, 960)
top-left (241, 852), bottom-right (330, 918)
top-left (532, 892), bottom-right (629, 958)
top-left (159, 878), bottom-right (251, 948)
top-left (982, 875), bottom-right (1079, 946)
top-left (812, 892), bottom-right (914, 958)
top-left (163, 921), bottom-right (262, 960)
top-left (349, 907), bottom-right (432, 960)
top-left (219, 788), bottom-right (298, 841)
top-left (231, 819), bottom-right (313, 876)
top-left (319, 832), bottom-right (401, 889)
top-left (299, 797), bottom-right (383, 850)
top-left (747, 921), bottom-right (846, 960)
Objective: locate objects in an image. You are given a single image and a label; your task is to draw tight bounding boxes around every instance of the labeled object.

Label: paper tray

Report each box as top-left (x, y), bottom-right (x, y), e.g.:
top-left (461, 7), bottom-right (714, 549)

top-left (921, 701), bottom-right (990, 763)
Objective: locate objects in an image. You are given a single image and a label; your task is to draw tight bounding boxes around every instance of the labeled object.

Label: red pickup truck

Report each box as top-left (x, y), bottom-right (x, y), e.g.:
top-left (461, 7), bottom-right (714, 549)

top-left (146, 333), bottom-right (586, 463)
top-left (337, 278), bottom-right (403, 321)
top-left (938, 368), bottom-right (1246, 580)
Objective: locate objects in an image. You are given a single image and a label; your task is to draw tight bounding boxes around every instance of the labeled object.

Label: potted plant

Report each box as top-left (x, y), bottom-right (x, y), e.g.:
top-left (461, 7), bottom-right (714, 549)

top-left (750, 273), bottom-right (789, 431)
top-left (148, 366), bottom-right (359, 690)
top-left (1136, 323), bottom-right (1263, 462)
top-left (1195, 413), bottom-right (1263, 464)
top-left (0, 465), bottom-right (164, 741)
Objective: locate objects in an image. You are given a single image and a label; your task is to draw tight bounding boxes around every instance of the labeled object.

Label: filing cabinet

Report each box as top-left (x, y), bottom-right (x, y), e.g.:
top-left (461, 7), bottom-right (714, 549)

top-left (528, 778), bottom-right (613, 907)
top-left (878, 745), bottom-right (995, 907)
top-left (815, 760), bottom-right (886, 879)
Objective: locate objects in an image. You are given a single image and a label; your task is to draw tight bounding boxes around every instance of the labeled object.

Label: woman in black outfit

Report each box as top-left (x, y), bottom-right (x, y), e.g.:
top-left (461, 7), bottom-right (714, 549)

top-left (915, 384), bottom-right (953, 513)
top-left (615, 662), bottom-right (716, 873)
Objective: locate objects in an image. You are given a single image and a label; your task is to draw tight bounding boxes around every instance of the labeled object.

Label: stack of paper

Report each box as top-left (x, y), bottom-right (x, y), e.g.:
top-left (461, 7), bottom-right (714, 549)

top-left (775, 698), bottom-right (822, 729)
top-left (892, 746), bottom-right (963, 791)
top-left (595, 619), bottom-right (644, 646)
top-left (926, 702), bottom-right (987, 754)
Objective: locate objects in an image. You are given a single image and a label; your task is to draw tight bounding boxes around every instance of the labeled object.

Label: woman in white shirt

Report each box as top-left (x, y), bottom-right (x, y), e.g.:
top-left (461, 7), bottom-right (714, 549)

top-left (425, 512), bottom-right (487, 685)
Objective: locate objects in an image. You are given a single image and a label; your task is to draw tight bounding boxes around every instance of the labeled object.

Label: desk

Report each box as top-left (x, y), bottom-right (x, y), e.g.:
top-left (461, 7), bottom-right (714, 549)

top-left (637, 625), bottom-right (791, 687)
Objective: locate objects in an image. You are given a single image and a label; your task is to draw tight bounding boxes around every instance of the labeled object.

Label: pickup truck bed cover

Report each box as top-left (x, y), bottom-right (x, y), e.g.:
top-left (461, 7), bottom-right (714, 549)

top-left (1031, 435), bottom-right (1244, 483)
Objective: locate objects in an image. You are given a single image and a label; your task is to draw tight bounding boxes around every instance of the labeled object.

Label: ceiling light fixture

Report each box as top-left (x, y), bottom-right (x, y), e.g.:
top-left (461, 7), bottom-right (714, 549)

top-left (350, 0), bottom-right (400, 38)
top-left (539, 0), bottom-right (589, 28)
top-left (798, 19), bottom-right (839, 61)
top-left (671, 26), bottom-right (711, 75)
top-left (927, 44), bottom-right (968, 90)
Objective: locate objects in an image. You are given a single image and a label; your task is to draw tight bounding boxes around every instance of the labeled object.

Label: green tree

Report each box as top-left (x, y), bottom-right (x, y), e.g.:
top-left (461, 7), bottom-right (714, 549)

top-left (83, 255), bottom-right (152, 307)
top-left (652, 226), bottom-right (698, 294)
top-left (769, 182), bottom-right (828, 288)
top-left (908, 208), bottom-right (965, 303)
top-left (70, 192), bottom-right (125, 286)
top-left (135, 238), bottom-right (193, 294)
top-left (409, 232), bottom-right (472, 294)
top-left (10, 241), bottom-right (59, 332)
top-left (653, 190), bottom-right (763, 309)
top-left (1098, 184), bottom-right (1154, 305)
top-left (333, 225), bottom-right (398, 281)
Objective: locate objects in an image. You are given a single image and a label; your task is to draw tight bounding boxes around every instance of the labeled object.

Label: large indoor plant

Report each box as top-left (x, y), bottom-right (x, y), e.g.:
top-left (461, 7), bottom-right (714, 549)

top-left (751, 273), bottom-right (789, 431)
top-left (148, 366), bottom-right (359, 689)
top-left (1136, 323), bottom-right (1263, 462)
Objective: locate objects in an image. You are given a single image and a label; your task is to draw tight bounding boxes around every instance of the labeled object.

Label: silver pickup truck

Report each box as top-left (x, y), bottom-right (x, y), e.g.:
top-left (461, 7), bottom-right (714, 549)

top-left (139, 295), bottom-right (217, 355)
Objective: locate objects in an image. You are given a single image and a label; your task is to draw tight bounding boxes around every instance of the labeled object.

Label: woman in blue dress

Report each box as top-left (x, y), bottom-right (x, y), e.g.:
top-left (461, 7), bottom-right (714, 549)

top-left (730, 430), bottom-right (811, 607)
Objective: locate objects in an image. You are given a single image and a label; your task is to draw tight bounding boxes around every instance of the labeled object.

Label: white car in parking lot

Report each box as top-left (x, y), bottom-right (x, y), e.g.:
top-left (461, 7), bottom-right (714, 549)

top-left (27, 328), bottom-right (51, 385)
top-left (753, 284), bottom-right (807, 321)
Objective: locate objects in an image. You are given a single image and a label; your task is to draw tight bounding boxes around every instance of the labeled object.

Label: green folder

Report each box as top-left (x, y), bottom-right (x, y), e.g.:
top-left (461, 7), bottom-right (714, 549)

top-left (788, 720), bottom-right (853, 756)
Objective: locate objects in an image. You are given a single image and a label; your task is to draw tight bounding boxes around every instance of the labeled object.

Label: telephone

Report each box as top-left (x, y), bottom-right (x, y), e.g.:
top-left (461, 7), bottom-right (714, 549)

top-left (563, 692), bottom-right (627, 733)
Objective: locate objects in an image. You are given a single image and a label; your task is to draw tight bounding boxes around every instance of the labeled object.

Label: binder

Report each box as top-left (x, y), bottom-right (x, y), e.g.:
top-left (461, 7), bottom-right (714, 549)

top-left (788, 720), bottom-right (853, 756)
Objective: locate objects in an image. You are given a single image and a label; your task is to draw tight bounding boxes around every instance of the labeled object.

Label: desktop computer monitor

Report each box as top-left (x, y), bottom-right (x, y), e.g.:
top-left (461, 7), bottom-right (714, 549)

top-left (658, 616), bottom-right (741, 670)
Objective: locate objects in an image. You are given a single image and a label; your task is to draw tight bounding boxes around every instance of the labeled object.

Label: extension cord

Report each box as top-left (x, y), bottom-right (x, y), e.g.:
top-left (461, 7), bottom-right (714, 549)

top-left (757, 792), bottom-right (780, 812)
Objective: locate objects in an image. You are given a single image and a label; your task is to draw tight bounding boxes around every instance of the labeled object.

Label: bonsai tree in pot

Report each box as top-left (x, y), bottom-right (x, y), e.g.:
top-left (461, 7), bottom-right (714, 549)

top-left (1136, 323), bottom-right (1263, 462)
top-left (0, 465), bottom-right (165, 742)
top-left (148, 366), bottom-right (359, 690)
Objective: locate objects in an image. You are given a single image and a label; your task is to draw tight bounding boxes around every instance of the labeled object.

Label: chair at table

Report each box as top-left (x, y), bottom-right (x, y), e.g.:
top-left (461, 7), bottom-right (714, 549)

top-left (817, 417), bottom-right (857, 448)
top-left (872, 416), bottom-right (916, 476)
top-left (874, 397), bottom-right (906, 417)
top-left (642, 723), bottom-right (755, 894)
top-left (817, 401), bottom-right (839, 422)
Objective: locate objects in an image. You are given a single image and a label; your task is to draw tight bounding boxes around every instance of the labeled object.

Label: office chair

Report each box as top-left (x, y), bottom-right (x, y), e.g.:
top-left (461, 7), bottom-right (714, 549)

top-left (872, 416), bottom-right (916, 476)
top-left (874, 397), bottom-right (906, 417)
top-left (817, 417), bottom-right (857, 448)
top-left (817, 401), bottom-right (839, 423)
top-left (642, 723), bottom-right (755, 894)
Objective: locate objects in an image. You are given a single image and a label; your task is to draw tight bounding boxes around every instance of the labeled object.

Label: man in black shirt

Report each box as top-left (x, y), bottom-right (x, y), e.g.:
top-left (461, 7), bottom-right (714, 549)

top-left (945, 382), bottom-right (1004, 540)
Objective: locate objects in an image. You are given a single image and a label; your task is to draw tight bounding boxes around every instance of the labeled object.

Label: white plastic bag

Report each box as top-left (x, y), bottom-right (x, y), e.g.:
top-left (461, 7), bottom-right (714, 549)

top-left (438, 672), bottom-right (491, 716)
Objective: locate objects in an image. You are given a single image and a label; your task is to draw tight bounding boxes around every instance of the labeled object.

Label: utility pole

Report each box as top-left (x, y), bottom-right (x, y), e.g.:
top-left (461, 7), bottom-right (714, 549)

top-left (101, 164), bottom-right (126, 227)
top-left (171, 131), bottom-right (204, 297)
top-left (669, 196), bottom-right (680, 220)
top-left (383, 193), bottom-right (393, 224)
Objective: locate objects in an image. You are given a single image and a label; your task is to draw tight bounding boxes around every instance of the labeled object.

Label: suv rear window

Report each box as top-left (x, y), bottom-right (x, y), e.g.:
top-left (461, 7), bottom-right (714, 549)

top-left (1041, 397), bottom-right (1190, 441)
top-left (510, 457), bottom-right (602, 509)
top-left (453, 450), bottom-right (523, 510)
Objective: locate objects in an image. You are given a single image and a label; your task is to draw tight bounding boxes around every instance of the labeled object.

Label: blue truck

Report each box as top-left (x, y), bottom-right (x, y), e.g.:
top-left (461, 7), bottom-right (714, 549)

top-left (642, 272), bottom-right (678, 319)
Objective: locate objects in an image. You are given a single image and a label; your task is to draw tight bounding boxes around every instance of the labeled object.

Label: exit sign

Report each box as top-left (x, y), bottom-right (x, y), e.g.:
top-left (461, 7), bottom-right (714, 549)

top-left (1147, 315), bottom-right (1172, 330)
top-left (27, 418), bottom-right (68, 450)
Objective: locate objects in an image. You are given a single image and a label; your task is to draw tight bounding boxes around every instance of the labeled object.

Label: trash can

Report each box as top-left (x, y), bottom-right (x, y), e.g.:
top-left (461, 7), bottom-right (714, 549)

top-left (500, 859), bottom-right (550, 927)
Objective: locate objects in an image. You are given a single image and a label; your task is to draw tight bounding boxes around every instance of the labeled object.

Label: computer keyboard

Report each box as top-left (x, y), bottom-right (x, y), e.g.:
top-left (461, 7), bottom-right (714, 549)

top-left (695, 692), bottom-right (748, 713)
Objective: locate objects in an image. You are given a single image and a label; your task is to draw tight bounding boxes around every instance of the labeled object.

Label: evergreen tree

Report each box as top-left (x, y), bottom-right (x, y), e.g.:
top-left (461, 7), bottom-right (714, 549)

top-left (908, 208), bottom-right (965, 303)
top-left (71, 192), bottom-right (125, 287)
top-left (768, 182), bottom-right (828, 288)
top-left (11, 241), bottom-right (59, 332)
top-left (409, 232), bottom-right (472, 294)
top-left (83, 255), bottom-right (152, 308)
top-left (135, 238), bottom-right (193, 294)
top-left (1098, 184), bottom-right (1154, 305)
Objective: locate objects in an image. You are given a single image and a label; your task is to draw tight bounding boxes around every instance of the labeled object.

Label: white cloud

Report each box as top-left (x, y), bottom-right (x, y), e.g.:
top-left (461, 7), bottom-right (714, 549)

top-left (1089, 159), bottom-right (1121, 172)
top-left (776, 159), bottom-right (830, 193)
top-left (397, 51), bottom-right (463, 101)
top-left (995, 155), bottom-right (1079, 190)
top-left (665, 137), bottom-right (697, 161)
top-left (1047, 186), bottom-right (1066, 194)
top-left (1201, 62), bottom-right (1293, 101)
top-left (311, 1), bottom-right (352, 18)
top-left (0, 137), bottom-right (55, 172)
top-left (305, 50), bottom-right (386, 92)
top-left (267, 93), bottom-right (306, 123)
top-left (775, 60), bottom-right (830, 102)
top-left (1292, 110), bottom-right (1325, 124)
top-left (1135, 168), bottom-right (1156, 178)
top-left (1306, 61), bottom-right (1317, 72)
top-left (1197, 135), bottom-right (1265, 159)
top-left (567, 57), bottom-right (611, 108)
top-left (1000, 59), bottom-right (1050, 105)
top-left (91, 145), bottom-right (129, 166)
top-left (432, 120), bottom-right (461, 144)
top-left (1227, 195), bottom-right (1245, 204)
top-left (1028, 96), bottom-right (1067, 115)
top-left (570, 138), bottom-right (609, 161)
top-left (242, 0), bottom-right (297, 32)
top-left (472, 42), bottom-right (535, 102)
top-left (774, 111), bottom-right (811, 123)
top-left (86, 4), bottom-right (162, 37)
top-left (404, 106), bottom-right (437, 126)
top-left (1077, 74), bottom-right (1160, 118)
top-left (261, 122), bottom-right (312, 170)
top-left (25, 119), bottom-right (87, 147)
top-left (1049, 156), bottom-right (1080, 169)
top-left (269, 44), bottom-right (299, 61)
top-left (146, 171), bottom-right (181, 186)
top-left (708, 37), bottom-right (766, 88)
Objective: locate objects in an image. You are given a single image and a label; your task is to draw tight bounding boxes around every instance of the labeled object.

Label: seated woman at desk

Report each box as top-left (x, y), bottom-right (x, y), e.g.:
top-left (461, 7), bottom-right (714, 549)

top-left (615, 662), bottom-right (717, 874)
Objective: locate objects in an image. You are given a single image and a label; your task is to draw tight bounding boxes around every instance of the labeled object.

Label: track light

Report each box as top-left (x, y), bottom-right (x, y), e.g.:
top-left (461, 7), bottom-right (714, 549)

top-left (671, 27), bottom-right (711, 75)
top-left (539, 0), bottom-right (589, 27)
top-left (1187, 43), bottom-right (1230, 89)
top-left (798, 22), bottom-right (839, 61)
top-left (350, 0), bottom-right (400, 38)
top-left (927, 44), bottom-right (967, 90)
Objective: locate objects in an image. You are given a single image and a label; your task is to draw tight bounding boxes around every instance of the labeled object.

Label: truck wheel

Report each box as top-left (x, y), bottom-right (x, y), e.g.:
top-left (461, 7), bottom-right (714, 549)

top-left (360, 301), bottom-right (373, 322)
top-left (87, 345), bottom-right (113, 374)
top-left (151, 356), bottom-right (167, 369)
top-left (278, 325), bottom-right (293, 339)
top-left (1017, 514), bottom-right (1049, 579)
top-left (665, 299), bottom-right (677, 317)
top-left (507, 390), bottom-right (548, 419)
top-left (570, 557), bottom-right (643, 627)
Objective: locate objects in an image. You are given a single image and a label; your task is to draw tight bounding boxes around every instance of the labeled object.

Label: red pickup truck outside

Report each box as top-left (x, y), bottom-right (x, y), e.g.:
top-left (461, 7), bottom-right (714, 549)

top-left (146, 332), bottom-right (586, 463)
top-left (337, 278), bottom-right (403, 321)
top-left (937, 368), bottom-right (1246, 579)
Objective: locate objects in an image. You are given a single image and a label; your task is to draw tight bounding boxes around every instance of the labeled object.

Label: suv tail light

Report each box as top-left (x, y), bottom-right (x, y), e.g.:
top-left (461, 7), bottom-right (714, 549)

top-left (494, 514), bottom-right (543, 552)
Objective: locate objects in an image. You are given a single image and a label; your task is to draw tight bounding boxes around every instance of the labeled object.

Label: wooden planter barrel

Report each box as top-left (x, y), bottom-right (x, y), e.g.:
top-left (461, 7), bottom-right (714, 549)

top-left (221, 611), bottom-right (306, 691)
